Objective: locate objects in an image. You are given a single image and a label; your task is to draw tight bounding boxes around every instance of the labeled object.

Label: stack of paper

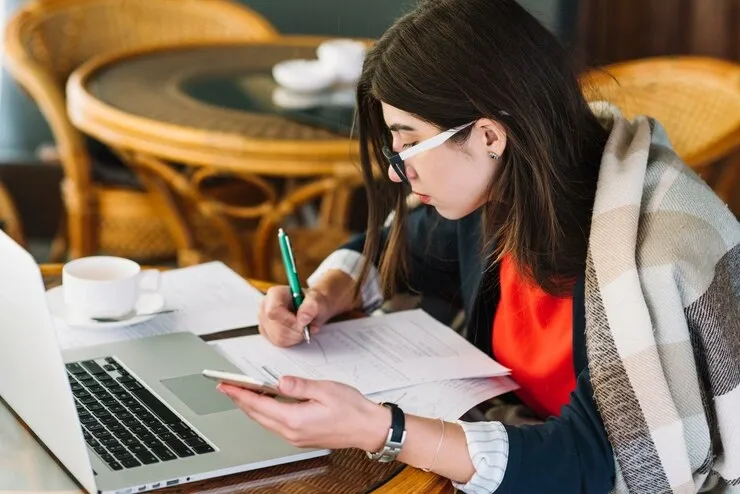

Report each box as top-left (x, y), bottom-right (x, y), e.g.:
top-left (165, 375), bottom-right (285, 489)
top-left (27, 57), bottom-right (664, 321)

top-left (53, 262), bottom-right (264, 350)
top-left (213, 309), bottom-right (518, 420)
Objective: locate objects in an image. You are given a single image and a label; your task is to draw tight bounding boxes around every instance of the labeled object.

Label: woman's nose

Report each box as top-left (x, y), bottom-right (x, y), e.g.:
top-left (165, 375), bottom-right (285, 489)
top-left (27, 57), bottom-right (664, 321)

top-left (388, 165), bottom-right (402, 183)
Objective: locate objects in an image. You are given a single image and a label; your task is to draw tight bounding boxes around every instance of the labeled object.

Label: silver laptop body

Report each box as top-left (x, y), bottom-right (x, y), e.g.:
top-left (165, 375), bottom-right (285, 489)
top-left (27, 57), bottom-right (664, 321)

top-left (0, 231), bottom-right (329, 494)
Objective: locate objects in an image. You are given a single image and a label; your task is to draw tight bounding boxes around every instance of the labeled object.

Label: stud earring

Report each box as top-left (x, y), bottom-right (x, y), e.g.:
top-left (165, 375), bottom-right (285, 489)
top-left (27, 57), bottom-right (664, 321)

top-left (488, 152), bottom-right (499, 160)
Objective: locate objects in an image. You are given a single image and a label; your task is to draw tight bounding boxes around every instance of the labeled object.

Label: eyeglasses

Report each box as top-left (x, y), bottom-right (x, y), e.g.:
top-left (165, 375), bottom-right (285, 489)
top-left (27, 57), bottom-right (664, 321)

top-left (381, 121), bottom-right (475, 186)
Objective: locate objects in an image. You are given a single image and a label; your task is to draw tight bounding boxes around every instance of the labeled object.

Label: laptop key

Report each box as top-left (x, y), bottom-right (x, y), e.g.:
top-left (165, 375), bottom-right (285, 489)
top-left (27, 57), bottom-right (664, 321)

top-left (122, 437), bottom-right (140, 447)
top-left (136, 451), bottom-right (159, 465)
top-left (184, 437), bottom-right (207, 448)
top-left (177, 429), bottom-right (197, 440)
top-left (131, 426), bottom-right (149, 436)
top-left (100, 416), bottom-right (119, 426)
top-left (79, 395), bottom-right (97, 405)
top-left (123, 381), bottom-right (143, 391)
top-left (169, 422), bottom-right (189, 433)
top-left (80, 415), bottom-right (97, 425)
top-left (151, 424), bottom-right (169, 435)
top-left (93, 430), bottom-right (111, 440)
top-left (121, 458), bottom-right (141, 469)
top-left (151, 447), bottom-right (177, 462)
top-left (100, 453), bottom-right (116, 464)
top-left (129, 444), bottom-right (147, 455)
top-left (67, 363), bottom-right (87, 374)
top-left (107, 443), bottom-right (125, 453)
top-left (82, 360), bottom-right (106, 375)
top-left (100, 437), bottom-right (121, 447)
top-left (142, 417), bottom-right (160, 428)
top-left (193, 444), bottom-right (215, 454)
top-left (144, 437), bottom-right (165, 449)
top-left (108, 461), bottom-right (123, 471)
top-left (93, 445), bottom-right (107, 455)
top-left (130, 387), bottom-right (181, 425)
top-left (122, 417), bottom-right (139, 427)
top-left (86, 423), bottom-right (104, 433)
top-left (163, 438), bottom-right (193, 457)
top-left (87, 384), bottom-right (105, 394)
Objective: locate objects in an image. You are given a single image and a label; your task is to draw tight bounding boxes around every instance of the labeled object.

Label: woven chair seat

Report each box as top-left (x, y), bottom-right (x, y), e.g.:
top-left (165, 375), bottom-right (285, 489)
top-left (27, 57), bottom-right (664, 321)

top-left (187, 225), bottom-right (352, 285)
top-left (94, 186), bottom-right (176, 261)
top-left (582, 57), bottom-right (740, 171)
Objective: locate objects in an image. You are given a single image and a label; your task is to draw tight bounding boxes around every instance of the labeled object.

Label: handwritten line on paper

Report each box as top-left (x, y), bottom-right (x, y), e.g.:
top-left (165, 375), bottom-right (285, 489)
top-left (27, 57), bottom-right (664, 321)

top-left (213, 309), bottom-right (510, 395)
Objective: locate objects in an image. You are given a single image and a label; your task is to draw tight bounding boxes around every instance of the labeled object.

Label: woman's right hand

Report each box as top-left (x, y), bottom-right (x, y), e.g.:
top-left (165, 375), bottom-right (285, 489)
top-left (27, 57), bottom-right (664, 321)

top-left (257, 285), bottom-right (335, 348)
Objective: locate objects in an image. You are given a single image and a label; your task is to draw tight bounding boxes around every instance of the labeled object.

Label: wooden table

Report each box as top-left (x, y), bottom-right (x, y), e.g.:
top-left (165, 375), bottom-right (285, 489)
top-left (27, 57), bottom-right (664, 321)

top-left (66, 36), bottom-right (365, 281)
top-left (0, 266), bottom-right (452, 494)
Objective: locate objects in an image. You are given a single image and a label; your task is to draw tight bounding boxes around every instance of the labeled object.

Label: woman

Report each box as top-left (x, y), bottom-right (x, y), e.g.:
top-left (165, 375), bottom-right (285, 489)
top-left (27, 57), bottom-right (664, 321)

top-left (218, 0), bottom-right (740, 492)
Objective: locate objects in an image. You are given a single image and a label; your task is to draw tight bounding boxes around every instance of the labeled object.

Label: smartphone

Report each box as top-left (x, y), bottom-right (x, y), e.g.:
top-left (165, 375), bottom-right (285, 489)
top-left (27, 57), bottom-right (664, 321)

top-left (202, 369), bottom-right (305, 402)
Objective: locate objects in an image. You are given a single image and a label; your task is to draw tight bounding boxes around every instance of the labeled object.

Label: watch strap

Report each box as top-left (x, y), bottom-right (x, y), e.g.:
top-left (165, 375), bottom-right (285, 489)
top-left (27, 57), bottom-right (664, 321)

top-left (366, 402), bottom-right (406, 462)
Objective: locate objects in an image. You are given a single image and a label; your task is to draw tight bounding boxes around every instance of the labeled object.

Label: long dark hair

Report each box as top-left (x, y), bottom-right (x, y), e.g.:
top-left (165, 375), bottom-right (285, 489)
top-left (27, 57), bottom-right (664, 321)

top-left (356, 0), bottom-right (609, 296)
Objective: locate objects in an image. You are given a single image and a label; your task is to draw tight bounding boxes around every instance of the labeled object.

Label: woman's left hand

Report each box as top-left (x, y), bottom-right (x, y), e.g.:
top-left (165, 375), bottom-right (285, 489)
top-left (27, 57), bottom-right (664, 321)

top-left (218, 376), bottom-right (390, 452)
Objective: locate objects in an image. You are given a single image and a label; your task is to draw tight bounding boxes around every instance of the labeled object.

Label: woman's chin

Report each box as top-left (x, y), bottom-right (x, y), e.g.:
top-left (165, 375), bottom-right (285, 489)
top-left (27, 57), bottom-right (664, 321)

top-left (433, 202), bottom-right (483, 220)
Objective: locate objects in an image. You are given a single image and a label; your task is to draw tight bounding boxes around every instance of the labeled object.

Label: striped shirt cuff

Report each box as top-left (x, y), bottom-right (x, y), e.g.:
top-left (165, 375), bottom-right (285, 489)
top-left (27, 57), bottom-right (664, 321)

top-left (306, 249), bottom-right (384, 312)
top-left (452, 421), bottom-right (509, 494)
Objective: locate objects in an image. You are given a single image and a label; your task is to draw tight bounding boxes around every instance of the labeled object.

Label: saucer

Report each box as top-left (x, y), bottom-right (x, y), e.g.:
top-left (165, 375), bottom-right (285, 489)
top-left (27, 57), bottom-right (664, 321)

top-left (45, 286), bottom-right (167, 330)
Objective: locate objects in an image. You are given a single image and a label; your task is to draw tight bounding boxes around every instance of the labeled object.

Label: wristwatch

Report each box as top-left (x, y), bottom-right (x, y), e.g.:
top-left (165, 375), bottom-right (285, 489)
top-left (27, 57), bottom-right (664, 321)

top-left (366, 402), bottom-right (406, 462)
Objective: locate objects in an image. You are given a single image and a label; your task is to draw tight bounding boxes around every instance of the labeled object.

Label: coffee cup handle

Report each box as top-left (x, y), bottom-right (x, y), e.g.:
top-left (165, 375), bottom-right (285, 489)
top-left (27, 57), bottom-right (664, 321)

top-left (139, 269), bottom-right (161, 293)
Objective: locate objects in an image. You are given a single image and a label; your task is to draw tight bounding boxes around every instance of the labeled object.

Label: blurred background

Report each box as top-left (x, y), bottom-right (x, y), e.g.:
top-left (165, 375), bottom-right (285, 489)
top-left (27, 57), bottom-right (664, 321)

top-left (0, 0), bottom-right (737, 283)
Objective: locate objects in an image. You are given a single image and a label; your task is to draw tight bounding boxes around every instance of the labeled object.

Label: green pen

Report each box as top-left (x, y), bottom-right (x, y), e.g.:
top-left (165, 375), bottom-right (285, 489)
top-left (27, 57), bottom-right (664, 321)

top-left (277, 228), bottom-right (311, 343)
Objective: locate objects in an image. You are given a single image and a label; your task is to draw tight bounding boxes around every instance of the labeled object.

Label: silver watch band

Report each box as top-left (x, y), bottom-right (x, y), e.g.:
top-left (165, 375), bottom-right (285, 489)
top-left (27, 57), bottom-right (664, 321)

top-left (366, 428), bottom-right (407, 462)
top-left (366, 402), bottom-right (406, 462)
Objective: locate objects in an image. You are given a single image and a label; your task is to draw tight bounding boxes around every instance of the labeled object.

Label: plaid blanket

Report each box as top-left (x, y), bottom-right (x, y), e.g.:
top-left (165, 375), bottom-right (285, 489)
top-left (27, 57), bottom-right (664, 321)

top-left (586, 103), bottom-right (740, 493)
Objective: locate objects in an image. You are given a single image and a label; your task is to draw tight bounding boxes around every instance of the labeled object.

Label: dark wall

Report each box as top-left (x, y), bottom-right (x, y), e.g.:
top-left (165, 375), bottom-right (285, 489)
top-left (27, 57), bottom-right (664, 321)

top-left (237, 0), bottom-right (576, 39)
top-left (237, 0), bottom-right (417, 38)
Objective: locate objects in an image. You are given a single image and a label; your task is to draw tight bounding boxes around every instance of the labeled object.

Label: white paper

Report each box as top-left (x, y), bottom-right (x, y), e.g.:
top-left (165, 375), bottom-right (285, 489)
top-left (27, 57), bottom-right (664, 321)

top-left (213, 309), bottom-right (510, 395)
top-left (54, 262), bottom-right (264, 349)
top-left (367, 376), bottom-right (519, 421)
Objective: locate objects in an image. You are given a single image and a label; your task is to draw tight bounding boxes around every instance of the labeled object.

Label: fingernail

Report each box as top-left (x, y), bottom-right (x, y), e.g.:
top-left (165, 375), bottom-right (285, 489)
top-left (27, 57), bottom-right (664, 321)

top-left (280, 376), bottom-right (294, 391)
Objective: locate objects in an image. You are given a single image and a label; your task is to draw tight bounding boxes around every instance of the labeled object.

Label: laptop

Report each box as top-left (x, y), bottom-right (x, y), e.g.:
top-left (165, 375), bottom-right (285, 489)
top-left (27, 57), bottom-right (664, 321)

top-left (0, 230), bottom-right (329, 494)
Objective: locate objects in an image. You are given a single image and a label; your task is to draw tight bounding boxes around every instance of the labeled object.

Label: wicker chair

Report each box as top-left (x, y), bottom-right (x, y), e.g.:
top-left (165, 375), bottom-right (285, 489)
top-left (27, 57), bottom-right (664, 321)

top-left (0, 180), bottom-right (24, 246)
top-left (126, 151), bottom-right (363, 284)
top-left (582, 56), bottom-right (740, 211)
top-left (2, 0), bottom-right (278, 261)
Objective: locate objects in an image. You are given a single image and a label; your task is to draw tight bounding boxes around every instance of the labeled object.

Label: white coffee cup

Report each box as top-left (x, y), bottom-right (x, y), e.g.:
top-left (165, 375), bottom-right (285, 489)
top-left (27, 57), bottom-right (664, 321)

top-left (316, 39), bottom-right (366, 85)
top-left (62, 256), bottom-right (161, 319)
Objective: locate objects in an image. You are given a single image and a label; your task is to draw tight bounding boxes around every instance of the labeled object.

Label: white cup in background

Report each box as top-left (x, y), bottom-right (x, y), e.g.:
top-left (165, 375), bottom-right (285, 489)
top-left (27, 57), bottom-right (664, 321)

top-left (316, 39), bottom-right (366, 85)
top-left (62, 256), bottom-right (161, 319)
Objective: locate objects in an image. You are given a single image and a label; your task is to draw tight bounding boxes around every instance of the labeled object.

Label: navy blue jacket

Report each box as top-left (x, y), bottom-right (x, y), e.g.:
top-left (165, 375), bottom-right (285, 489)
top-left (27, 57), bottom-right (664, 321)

top-left (343, 205), bottom-right (616, 493)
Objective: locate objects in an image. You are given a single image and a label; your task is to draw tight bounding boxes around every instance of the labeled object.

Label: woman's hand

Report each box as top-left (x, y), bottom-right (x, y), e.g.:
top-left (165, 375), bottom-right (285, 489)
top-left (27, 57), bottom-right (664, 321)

top-left (218, 376), bottom-right (390, 452)
top-left (257, 286), bottom-right (334, 348)
top-left (257, 270), bottom-right (361, 348)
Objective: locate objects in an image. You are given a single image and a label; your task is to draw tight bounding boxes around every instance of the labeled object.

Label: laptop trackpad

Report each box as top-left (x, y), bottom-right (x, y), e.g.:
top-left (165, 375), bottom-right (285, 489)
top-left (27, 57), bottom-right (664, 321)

top-left (160, 374), bottom-right (237, 415)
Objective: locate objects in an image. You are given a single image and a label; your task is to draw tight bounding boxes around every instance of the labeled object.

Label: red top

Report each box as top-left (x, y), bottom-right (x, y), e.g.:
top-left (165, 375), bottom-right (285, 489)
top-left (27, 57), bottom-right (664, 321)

top-left (492, 254), bottom-right (576, 418)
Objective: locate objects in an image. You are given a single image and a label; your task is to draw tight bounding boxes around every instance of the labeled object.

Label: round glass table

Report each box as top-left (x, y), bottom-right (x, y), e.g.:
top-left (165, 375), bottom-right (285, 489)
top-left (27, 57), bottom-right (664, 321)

top-left (66, 37), bottom-right (369, 281)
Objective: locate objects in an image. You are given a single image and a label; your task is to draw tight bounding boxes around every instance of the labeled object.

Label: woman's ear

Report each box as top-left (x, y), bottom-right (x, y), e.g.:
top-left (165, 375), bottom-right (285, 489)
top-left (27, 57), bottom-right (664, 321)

top-left (475, 118), bottom-right (507, 158)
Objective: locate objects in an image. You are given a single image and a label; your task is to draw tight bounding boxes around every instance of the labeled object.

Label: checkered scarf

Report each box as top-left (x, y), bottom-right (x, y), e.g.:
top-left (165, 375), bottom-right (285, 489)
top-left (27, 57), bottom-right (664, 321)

top-left (585, 103), bottom-right (740, 493)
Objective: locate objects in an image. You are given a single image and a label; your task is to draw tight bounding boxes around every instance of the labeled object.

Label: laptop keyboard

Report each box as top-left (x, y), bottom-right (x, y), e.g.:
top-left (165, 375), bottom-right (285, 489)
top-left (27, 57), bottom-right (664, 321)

top-left (66, 357), bottom-right (215, 471)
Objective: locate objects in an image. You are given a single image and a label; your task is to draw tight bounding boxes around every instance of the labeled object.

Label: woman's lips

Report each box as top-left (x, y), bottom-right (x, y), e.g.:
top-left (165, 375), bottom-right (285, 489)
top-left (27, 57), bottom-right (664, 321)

top-left (414, 192), bottom-right (431, 204)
